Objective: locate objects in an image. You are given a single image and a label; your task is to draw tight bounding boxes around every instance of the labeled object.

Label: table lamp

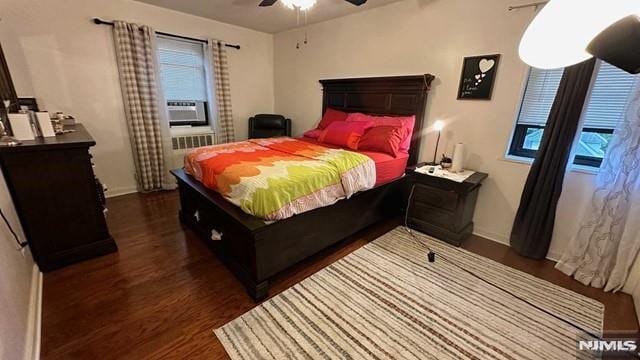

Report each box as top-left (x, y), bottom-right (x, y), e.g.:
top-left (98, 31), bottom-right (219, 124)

top-left (427, 120), bottom-right (444, 165)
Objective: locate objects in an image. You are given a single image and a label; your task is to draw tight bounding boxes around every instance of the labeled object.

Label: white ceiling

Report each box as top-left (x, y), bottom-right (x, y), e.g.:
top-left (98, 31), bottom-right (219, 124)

top-left (134, 0), bottom-right (405, 33)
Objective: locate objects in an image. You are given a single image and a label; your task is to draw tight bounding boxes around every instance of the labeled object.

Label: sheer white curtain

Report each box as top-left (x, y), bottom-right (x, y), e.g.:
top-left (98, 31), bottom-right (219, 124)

top-left (555, 83), bottom-right (640, 292)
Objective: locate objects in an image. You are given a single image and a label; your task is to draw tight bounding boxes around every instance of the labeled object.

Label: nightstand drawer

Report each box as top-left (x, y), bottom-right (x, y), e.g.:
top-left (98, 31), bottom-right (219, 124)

top-left (413, 183), bottom-right (458, 212)
top-left (410, 201), bottom-right (456, 229)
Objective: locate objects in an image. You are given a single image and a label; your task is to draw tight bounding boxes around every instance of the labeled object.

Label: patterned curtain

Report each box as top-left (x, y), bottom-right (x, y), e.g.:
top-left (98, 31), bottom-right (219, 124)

top-left (555, 83), bottom-right (640, 292)
top-left (207, 40), bottom-right (235, 144)
top-left (113, 21), bottom-right (172, 192)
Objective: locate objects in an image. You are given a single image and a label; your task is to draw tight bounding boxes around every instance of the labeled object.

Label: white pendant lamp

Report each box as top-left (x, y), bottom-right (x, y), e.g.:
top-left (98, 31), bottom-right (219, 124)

top-left (519, 0), bottom-right (640, 70)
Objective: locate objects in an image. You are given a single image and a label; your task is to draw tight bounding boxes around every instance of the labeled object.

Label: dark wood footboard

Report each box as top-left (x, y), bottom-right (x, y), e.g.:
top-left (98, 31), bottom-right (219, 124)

top-left (172, 168), bottom-right (404, 301)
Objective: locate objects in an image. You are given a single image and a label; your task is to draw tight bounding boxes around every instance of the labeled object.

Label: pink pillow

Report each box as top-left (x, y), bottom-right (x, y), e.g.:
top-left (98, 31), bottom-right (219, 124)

top-left (318, 108), bottom-right (349, 130)
top-left (358, 126), bottom-right (408, 157)
top-left (303, 129), bottom-right (323, 139)
top-left (346, 113), bottom-right (415, 152)
top-left (318, 120), bottom-right (373, 149)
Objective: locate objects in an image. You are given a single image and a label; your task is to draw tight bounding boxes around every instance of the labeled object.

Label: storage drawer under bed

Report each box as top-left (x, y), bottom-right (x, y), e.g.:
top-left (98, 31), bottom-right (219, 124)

top-left (177, 184), bottom-right (257, 273)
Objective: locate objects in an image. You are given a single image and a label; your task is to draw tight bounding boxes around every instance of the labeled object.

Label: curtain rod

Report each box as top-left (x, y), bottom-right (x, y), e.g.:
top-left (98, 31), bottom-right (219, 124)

top-left (92, 18), bottom-right (241, 50)
top-left (508, 1), bottom-right (547, 11)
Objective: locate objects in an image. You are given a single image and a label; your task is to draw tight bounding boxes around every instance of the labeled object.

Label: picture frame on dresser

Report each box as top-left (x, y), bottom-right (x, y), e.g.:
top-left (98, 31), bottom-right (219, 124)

top-left (0, 42), bottom-right (19, 134)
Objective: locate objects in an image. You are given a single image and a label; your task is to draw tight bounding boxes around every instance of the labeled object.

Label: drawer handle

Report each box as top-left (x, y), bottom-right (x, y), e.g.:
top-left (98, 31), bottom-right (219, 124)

top-left (194, 210), bottom-right (200, 222)
top-left (211, 229), bottom-right (223, 241)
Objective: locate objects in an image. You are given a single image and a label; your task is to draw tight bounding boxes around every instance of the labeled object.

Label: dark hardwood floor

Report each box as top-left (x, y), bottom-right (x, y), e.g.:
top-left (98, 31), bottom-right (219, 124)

top-left (41, 190), bottom-right (639, 359)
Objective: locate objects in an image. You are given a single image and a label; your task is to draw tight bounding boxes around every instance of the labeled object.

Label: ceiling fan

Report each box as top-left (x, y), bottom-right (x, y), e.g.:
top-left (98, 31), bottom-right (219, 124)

top-left (259, 0), bottom-right (367, 8)
top-left (262, 0), bottom-right (367, 48)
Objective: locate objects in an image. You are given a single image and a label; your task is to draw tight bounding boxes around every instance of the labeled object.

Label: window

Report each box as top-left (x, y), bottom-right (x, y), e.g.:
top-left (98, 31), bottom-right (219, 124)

top-left (157, 36), bottom-right (207, 101)
top-left (509, 61), bottom-right (639, 167)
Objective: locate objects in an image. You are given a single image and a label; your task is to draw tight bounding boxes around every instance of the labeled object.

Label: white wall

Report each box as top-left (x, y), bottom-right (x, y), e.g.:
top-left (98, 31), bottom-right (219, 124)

top-left (0, 0), bottom-right (275, 196)
top-left (0, 171), bottom-right (39, 360)
top-left (273, 0), bottom-right (599, 259)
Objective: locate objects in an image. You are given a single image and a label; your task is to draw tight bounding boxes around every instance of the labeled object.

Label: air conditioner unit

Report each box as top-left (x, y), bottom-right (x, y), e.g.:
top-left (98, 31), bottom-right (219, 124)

top-left (167, 100), bottom-right (208, 127)
top-left (170, 131), bottom-right (215, 169)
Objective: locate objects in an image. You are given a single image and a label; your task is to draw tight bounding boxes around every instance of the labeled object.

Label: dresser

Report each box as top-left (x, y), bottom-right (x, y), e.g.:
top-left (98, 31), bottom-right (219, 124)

top-left (405, 165), bottom-right (488, 246)
top-left (0, 124), bottom-right (116, 271)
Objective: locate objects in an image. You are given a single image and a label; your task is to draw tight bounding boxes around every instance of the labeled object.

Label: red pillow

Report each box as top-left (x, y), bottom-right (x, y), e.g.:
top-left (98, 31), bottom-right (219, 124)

top-left (318, 121), bottom-right (373, 149)
top-left (317, 108), bottom-right (349, 130)
top-left (358, 126), bottom-right (408, 157)
top-left (346, 113), bottom-right (415, 152)
top-left (303, 128), bottom-right (323, 139)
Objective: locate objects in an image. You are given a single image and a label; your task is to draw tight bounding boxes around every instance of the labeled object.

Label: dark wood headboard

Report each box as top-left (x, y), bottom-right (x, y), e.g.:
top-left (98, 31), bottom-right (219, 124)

top-left (319, 74), bottom-right (435, 166)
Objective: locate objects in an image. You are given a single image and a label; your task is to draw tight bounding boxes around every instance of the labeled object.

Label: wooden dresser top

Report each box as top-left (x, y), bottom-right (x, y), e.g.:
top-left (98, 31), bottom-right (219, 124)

top-left (0, 123), bottom-right (95, 153)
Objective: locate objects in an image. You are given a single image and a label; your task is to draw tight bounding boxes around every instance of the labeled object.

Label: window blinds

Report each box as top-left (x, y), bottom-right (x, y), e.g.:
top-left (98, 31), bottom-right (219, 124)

top-left (582, 62), bottom-right (639, 129)
top-left (157, 36), bottom-right (207, 101)
top-left (517, 62), bottom-right (639, 129)
top-left (516, 67), bottom-right (563, 127)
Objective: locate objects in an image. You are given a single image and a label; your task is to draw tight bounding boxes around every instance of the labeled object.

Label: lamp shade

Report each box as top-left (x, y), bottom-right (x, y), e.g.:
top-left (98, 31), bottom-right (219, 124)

top-left (519, 0), bottom-right (640, 70)
top-left (433, 120), bottom-right (445, 131)
top-left (587, 15), bottom-right (640, 74)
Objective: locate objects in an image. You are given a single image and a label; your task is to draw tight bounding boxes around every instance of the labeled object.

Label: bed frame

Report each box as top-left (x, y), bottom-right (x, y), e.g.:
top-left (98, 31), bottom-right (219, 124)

top-left (171, 74), bottom-right (435, 301)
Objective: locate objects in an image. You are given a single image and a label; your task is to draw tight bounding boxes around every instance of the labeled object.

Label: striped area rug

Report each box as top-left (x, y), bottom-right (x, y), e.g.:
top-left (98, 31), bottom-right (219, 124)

top-left (215, 227), bottom-right (604, 359)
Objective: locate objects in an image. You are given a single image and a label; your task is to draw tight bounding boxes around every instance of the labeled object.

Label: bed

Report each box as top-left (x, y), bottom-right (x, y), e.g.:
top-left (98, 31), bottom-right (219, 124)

top-left (298, 136), bottom-right (410, 187)
top-left (171, 74), bottom-right (435, 301)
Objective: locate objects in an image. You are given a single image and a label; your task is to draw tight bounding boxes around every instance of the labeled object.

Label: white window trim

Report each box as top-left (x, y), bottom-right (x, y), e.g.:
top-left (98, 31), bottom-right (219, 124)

top-left (503, 65), bottom-right (533, 159)
top-left (499, 155), bottom-right (599, 175)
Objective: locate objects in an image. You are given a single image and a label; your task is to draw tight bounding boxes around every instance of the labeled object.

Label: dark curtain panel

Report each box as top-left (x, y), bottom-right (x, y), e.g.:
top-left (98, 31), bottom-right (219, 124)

top-left (510, 58), bottom-right (597, 259)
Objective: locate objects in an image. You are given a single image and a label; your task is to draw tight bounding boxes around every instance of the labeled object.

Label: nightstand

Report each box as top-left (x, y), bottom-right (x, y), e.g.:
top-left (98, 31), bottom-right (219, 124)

top-left (405, 165), bottom-right (488, 246)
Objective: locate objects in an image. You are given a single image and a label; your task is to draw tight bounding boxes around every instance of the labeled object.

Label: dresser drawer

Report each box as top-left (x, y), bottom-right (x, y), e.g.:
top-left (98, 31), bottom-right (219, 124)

top-left (409, 201), bottom-right (456, 229)
top-left (413, 183), bottom-right (458, 212)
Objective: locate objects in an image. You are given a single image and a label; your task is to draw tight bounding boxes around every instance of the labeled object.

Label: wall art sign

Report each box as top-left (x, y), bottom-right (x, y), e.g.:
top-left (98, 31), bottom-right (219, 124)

top-left (457, 54), bottom-right (501, 100)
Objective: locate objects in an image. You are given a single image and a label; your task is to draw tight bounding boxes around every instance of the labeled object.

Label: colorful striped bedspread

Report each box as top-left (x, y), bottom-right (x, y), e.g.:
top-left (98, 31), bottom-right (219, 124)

top-left (184, 137), bottom-right (376, 220)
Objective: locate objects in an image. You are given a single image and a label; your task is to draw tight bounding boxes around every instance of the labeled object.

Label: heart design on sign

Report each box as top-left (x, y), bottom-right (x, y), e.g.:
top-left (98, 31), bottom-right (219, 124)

top-left (479, 58), bottom-right (495, 73)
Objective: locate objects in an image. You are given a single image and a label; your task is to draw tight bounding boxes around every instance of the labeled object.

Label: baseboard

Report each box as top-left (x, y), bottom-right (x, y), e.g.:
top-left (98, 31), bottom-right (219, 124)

top-left (23, 264), bottom-right (42, 360)
top-left (472, 227), bottom-right (509, 245)
top-left (105, 186), bottom-right (138, 198)
top-left (473, 227), bottom-right (560, 262)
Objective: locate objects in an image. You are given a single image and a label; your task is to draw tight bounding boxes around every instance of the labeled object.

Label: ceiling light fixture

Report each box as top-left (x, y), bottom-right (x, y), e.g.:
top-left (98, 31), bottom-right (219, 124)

top-left (281, 0), bottom-right (316, 11)
top-left (518, 0), bottom-right (640, 73)
top-left (280, 0), bottom-right (315, 49)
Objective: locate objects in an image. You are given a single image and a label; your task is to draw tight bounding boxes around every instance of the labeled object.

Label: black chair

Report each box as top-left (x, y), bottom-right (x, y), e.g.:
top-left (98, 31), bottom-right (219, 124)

top-left (248, 114), bottom-right (291, 139)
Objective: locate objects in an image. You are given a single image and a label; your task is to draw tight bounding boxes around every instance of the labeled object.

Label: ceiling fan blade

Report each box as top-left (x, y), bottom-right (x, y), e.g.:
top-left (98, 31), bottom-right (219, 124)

top-left (344, 0), bottom-right (367, 5)
top-left (259, 0), bottom-right (278, 6)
